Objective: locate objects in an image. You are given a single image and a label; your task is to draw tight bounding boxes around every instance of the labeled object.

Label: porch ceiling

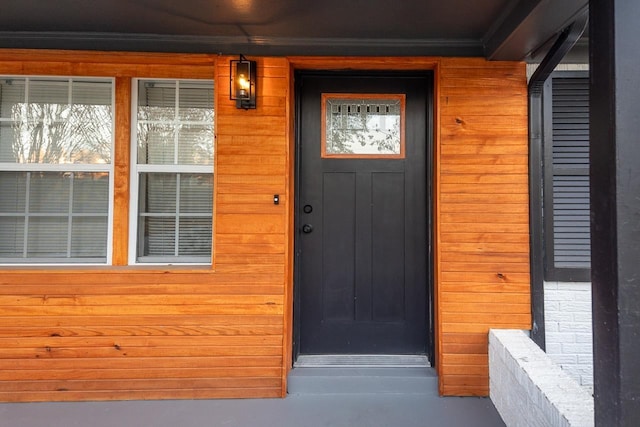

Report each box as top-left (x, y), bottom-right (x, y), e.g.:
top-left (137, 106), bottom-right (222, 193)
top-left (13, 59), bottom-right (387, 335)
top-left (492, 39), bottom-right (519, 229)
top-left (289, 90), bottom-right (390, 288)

top-left (1, 0), bottom-right (587, 60)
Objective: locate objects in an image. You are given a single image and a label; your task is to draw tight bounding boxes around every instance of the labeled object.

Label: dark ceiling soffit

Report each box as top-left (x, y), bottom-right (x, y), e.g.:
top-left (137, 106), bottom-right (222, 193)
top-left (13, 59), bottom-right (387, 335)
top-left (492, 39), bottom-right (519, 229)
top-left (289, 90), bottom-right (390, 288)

top-left (484, 0), bottom-right (588, 61)
top-left (0, 32), bottom-right (484, 57)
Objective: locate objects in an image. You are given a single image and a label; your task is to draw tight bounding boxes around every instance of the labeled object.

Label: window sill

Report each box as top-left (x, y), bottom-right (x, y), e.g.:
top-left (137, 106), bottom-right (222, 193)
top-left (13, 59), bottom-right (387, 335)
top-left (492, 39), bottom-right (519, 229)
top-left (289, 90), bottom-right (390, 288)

top-left (0, 264), bottom-right (215, 273)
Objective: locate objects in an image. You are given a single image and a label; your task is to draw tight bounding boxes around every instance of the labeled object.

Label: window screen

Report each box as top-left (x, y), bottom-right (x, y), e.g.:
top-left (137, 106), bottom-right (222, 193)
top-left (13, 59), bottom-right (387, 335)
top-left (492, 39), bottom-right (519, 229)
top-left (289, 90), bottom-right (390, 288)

top-left (133, 79), bottom-right (214, 263)
top-left (0, 77), bottom-right (113, 263)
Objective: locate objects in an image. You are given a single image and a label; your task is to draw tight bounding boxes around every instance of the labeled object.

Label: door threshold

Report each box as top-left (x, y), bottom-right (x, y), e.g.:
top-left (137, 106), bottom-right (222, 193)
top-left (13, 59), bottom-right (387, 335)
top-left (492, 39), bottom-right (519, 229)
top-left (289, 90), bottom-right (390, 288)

top-left (294, 354), bottom-right (430, 368)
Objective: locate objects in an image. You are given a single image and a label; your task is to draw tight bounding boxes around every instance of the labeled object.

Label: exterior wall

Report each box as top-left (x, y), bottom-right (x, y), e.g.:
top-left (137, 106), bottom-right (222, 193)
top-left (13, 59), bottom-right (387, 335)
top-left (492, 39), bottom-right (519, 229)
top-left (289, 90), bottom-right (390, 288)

top-left (544, 281), bottom-right (594, 391)
top-left (0, 52), bottom-right (291, 402)
top-left (437, 58), bottom-right (531, 395)
top-left (0, 51), bottom-right (529, 401)
top-left (526, 63), bottom-right (589, 79)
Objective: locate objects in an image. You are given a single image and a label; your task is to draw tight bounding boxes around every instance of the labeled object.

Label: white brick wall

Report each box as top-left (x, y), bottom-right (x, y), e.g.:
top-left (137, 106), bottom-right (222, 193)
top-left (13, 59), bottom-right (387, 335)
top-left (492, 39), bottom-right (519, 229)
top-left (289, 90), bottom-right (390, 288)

top-left (544, 281), bottom-right (593, 392)
top-left (489, 329), bottom-right (594, 427)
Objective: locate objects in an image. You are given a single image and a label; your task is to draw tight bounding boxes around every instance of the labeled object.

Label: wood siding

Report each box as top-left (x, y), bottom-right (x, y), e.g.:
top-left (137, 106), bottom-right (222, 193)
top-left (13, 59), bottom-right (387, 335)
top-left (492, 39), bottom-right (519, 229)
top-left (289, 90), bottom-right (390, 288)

top-left (437, 58), bottom-right (531, 395)
top-left (0, 52), bottom-right (291, 402)
top-left (0, 51), bottom-right (528, 401)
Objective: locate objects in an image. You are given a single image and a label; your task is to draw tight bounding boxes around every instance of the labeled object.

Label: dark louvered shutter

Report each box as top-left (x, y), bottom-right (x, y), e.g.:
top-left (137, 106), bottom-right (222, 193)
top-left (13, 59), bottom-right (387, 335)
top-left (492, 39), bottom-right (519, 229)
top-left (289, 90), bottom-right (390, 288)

top-left (544, 74), bottom-right (591, 280)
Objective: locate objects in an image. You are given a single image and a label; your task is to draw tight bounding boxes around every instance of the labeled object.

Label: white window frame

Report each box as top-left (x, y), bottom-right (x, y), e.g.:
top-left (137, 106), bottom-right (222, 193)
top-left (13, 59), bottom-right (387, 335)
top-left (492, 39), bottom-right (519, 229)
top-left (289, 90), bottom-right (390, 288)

top-left (0, 76), bottom-right (115, 266)
top-left (129, 78), bottom-right (214, 265)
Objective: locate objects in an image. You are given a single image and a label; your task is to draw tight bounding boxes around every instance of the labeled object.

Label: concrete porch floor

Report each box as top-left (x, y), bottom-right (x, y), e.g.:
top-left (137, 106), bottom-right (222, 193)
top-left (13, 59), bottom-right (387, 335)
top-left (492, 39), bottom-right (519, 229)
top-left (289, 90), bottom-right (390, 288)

top-left (0, 368), bottom-right (505, 427)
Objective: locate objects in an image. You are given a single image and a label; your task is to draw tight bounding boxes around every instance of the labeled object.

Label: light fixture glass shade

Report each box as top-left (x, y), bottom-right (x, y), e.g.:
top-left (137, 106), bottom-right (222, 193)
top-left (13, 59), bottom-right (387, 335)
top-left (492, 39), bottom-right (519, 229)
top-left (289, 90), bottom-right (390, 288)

top-left (229, 55), bottom-right (256, 109)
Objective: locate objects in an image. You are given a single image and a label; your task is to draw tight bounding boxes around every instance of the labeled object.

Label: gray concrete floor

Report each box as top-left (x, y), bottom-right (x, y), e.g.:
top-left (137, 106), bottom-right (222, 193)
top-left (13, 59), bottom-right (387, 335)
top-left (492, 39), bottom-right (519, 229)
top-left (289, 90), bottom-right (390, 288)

top-left (0, 392), bottom-right (505, 427)
top-left (0, 368), bottom-right (504, 427)
top-left (0, 395), bottom-right (505, 427)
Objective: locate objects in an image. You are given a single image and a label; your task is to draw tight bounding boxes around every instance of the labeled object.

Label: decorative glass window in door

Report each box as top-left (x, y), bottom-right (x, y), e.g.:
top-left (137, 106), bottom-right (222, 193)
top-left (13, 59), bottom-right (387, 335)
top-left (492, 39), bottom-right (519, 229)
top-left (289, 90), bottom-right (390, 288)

top-left (322, 94), bottom-right (405, 158)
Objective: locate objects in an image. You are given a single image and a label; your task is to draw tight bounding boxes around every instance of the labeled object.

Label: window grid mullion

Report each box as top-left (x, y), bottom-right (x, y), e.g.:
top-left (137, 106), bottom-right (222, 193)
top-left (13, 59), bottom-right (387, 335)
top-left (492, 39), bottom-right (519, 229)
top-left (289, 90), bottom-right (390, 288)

top-left (136, 120), bottom-right (208, 126)
top-left (1, 212), bottom-right (105, 218)
top-left (175, 173), bottom-right (181, 257)
top-left (174, 81), bottom-right (180, 166)
top-left (66, 79), bottom-right (73, 164)
top-left (66, 172), bottom-right (74, 258)
top-left (0, 163), bottom-right (111, 172)
top-left (23, 171), bottom-right (31, 258)
top-left (138, 212), bottom-right (209, 218)
top-left (135, 164), bottom-right (211, 174)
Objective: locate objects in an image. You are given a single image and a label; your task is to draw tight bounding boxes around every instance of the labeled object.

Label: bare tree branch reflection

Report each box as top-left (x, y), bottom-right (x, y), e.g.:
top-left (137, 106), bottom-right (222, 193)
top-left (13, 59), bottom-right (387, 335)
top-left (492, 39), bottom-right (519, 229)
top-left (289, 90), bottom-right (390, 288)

top-left (10, 102), bottom-right (112, 164)
top-left (326, 100), bottom-right (401, 155)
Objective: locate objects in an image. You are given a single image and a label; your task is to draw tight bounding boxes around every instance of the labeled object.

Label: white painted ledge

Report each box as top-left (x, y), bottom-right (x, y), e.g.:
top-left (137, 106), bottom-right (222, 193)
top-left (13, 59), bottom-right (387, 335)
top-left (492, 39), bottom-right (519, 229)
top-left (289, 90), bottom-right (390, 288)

top-left (489, 329), bottom-right (594, 427)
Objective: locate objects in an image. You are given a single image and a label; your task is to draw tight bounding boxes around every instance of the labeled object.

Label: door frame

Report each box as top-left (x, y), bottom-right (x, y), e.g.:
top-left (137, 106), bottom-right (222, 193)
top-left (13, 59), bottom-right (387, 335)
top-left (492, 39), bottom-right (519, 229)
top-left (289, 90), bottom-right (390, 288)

top-left (292, 69), bottom-right (436, 365)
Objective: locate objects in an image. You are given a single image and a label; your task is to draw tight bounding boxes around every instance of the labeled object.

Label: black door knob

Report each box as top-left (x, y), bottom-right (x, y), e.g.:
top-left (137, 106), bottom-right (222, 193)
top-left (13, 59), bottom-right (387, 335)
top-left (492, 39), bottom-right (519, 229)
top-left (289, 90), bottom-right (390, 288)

top-left (302, 224), bottom-right (313, 234)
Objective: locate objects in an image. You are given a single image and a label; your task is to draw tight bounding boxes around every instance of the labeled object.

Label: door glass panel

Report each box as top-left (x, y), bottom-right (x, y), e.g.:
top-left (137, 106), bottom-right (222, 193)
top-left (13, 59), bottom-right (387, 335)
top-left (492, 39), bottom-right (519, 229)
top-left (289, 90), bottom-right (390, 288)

top-left (322, 94), bottom-right (405, 158)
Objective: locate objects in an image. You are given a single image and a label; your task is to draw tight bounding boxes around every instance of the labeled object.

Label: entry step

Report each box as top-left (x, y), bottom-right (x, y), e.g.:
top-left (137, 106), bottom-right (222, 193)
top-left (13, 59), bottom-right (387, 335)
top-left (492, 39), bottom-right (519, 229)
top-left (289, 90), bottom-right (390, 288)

top-left (294, 354), bottom-right (430, 368)
top-left (287, 367), bottom-right (437, 395)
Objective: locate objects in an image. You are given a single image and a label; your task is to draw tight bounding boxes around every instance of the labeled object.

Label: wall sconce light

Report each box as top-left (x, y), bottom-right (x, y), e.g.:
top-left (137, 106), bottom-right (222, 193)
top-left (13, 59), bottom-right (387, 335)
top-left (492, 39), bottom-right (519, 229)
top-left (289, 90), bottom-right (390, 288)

top-left (230, 55), bottom-right (257, 109)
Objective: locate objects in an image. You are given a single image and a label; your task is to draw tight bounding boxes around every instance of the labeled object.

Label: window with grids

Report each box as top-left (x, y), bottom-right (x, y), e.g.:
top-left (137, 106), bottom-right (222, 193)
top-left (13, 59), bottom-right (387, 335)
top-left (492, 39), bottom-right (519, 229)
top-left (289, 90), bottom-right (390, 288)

top-left (132, 79), bottom-right (214, 264)
top-left (0, 77), bottom-right (113, 264)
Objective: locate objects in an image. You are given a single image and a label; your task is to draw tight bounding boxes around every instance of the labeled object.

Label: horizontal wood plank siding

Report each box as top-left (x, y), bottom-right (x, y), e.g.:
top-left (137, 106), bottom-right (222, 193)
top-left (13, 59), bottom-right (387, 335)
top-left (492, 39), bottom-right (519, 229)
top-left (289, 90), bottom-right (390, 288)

top-left (437, 58), bottom-right (531, 396)
top-left (0, 52), bottom-right (529, 401)
top-left (0, 52), bottom-right (289, 402)
top-left (214, 56), bottom-right (291, 397)
top-left (0, 270), bottom-right (285, 402)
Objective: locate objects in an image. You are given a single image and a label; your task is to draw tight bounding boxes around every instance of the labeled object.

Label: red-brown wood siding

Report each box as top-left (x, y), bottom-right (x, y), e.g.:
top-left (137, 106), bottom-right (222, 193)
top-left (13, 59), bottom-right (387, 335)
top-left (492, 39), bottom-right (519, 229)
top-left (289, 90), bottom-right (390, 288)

top-left (0, 52), bottom-right (290, 402)
top-left (0, 52), bottom-right (529, 401)
top-left (437, 58), bottom-right (531, 396)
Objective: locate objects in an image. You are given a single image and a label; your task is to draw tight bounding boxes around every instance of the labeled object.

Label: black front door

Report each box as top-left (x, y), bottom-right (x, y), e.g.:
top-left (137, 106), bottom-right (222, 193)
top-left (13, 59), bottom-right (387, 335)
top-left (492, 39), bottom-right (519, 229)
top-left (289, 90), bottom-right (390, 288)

top-left (296, 72), bottom-right (432, 357)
